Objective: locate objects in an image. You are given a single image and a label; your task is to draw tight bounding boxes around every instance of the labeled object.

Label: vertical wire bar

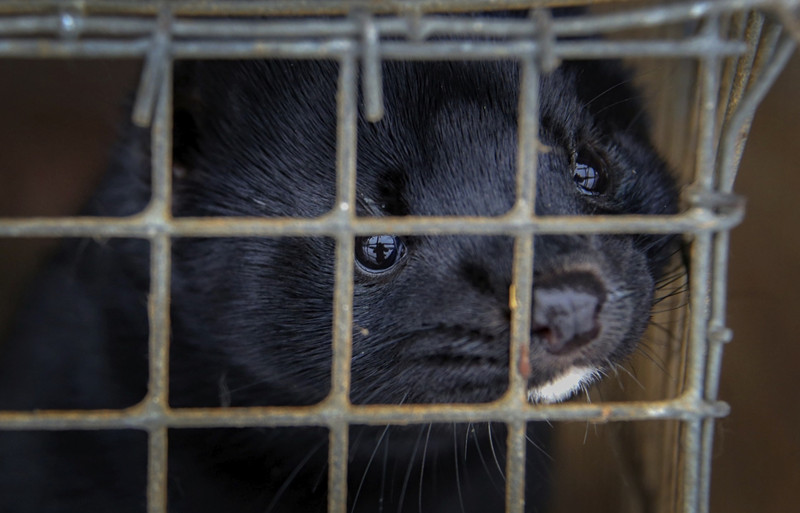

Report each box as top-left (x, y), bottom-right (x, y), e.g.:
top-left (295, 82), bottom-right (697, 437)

top-left (719, 35), bottom-right (796, 190)
top-left (680, 418), bottom-right (704, 513)
top-left (148, 61), bottom-right (173, 217)
top-left (360, 12), bottom-right (384, 122)
top-left (505, 420), bottom-right (528, 513)
top-left (700, 33), bottom-right (797, 513)
top-left (721, 13), bottom-right (763, 126)
top-left (682, 13), bottom-right (721, 513)
top-left (694, 20), bottom-right (723, 192)
top-left (514, 54), bottom-right (539, 212)
top-left (715, 11), bottom-right (748, 133)
top-left (505, 52), bottom-right (540, 513)
top-left (132, 13), bottom-right (170, 128)
top-left (744, 22), bottom-right (784, 92)
top-left (697, 421), bottom-right (715, 513)
top-left (696, 230), bottom-right (731, 513)
top-left (147, 391), bottom-right (169, 513)
top-left (509, 56), bottom-right (538, 403)
top-left (717, 22), bottom-right (783, 185)
top-left (685, 20), bottom-right (721, 400)
top-left (145, 49), bottom-right (172, 513)
top-left (682, 15), bottom-right (723, 513)
top-left (680, 236), bottom-right (713, 513)
top-left (327, 47), bottom-right (358, 513)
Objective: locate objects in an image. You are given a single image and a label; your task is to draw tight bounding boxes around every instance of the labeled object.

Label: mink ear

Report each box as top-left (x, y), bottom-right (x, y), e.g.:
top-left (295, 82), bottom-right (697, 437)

top-left (172, 61), bottom-right (203, 175)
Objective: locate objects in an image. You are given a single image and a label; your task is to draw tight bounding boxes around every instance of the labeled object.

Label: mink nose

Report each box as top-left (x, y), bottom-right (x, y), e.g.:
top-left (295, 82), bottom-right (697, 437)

top-left (532, 272), bottom-right (606, 355)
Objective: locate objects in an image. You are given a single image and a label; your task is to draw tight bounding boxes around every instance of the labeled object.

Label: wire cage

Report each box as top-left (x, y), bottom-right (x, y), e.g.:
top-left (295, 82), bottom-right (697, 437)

top-left (0, 1), bottom-right (797, 512)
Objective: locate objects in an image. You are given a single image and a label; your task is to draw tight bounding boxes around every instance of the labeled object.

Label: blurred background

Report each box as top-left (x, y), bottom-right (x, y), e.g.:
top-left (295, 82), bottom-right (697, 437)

top-left (711, 51), bottom-right (800, 512)
top-left (0, 37), bottom-right (797, 513)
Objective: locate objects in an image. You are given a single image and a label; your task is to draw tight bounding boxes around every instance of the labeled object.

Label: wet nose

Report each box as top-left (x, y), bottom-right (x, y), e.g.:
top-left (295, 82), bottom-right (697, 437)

top-left (532, 272), bottom-right (606, 355)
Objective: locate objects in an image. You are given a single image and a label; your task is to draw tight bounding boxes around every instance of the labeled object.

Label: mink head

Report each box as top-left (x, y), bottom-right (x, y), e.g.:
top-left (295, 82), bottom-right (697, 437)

top-left (162, 59), bottom-right (678, 407)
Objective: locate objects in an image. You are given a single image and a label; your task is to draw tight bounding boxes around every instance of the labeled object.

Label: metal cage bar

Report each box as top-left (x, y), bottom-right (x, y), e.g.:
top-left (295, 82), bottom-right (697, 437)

top-left (326, 45), bottom-right (360, 513)
top-left (144, 19), bottom-right (174, 513)
top-left (0, 2), bottom-right (797, 513)
top-left (503, 46), bottom-right (542, 513)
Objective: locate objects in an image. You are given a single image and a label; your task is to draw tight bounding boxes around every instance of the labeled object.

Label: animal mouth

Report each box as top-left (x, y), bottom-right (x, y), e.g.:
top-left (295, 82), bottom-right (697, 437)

top-left (527, 366), bottom-right (601, 404)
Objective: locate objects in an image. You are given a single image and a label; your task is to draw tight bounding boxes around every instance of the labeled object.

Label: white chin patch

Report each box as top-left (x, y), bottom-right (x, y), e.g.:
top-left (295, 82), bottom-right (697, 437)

top-left (527, 366), bottom-right (601, 404)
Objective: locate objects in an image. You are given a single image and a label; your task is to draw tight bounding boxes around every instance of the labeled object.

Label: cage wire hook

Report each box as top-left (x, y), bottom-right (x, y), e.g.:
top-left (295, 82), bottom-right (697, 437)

top-left (132, 8), bottom-right (172, 128)
top-left (357, 10), bottom-right (385, 123)
top-left (404, 6), bottom-right (425, 42)
top-left (531, 9), bottom-right (559, 74)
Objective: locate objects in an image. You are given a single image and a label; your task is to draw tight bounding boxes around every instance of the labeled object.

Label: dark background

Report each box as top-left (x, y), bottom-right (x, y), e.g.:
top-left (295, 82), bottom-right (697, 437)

top-left (1, 52), bottom-right (798, 512)
top-left (711, 52), bottom-right (800, 512)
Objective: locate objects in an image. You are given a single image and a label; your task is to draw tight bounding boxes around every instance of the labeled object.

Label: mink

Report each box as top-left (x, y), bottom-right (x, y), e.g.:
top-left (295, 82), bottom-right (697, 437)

top-left (0, 54), bottom-right (677, 512)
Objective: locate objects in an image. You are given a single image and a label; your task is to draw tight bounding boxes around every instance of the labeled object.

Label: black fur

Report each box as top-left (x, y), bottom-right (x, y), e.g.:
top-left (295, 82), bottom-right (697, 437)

top-left (0, 56), bottom-right (677, 512)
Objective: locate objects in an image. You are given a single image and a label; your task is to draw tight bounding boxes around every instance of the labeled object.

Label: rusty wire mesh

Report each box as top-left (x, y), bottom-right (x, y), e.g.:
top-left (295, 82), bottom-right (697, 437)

top-left (0, 1), bottom-right (797, 512)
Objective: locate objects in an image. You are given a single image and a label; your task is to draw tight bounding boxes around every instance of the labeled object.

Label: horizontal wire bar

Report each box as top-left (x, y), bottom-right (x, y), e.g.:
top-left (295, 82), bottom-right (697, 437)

top-left (0, 397), bottom-right (731, 431)
top-left (0, 208), bottom-right (744, 238)
top-left (0, 38), bottom-right (152, 57)
top-left (0, 0), bottom-right (645, 16)
top-left (0, 0), bottom-right (795, 28)
top-left (379, 38), bottom-right (747, 60)
top-left (0, 36), bottom-right (748, 59)
top-left (0, 14), bottom-right (155, 35)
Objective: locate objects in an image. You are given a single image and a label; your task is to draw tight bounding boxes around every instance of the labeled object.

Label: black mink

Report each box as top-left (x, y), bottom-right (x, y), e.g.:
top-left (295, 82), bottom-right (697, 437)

top-left (0, 55), bottom-right (678, 512)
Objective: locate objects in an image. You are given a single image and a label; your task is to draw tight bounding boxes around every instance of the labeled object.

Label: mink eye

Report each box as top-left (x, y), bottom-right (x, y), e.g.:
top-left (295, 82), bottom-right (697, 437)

top-left (355, 235), bottom-right (406, 273)
top-left (573, 148), bottom-right (608, 196)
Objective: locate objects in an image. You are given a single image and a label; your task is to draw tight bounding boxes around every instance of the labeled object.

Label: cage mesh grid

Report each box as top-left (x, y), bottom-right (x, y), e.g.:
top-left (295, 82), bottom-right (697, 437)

top-left (0, 1), bottom-right (797, 513)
